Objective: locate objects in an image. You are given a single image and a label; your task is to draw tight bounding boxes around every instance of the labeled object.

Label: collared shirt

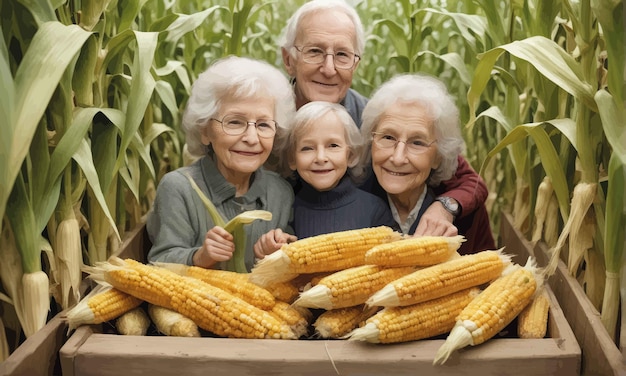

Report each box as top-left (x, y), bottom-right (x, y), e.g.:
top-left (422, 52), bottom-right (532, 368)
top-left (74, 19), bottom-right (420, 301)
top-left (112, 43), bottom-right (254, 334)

top-left (388, 188), bottom-right (427, 235)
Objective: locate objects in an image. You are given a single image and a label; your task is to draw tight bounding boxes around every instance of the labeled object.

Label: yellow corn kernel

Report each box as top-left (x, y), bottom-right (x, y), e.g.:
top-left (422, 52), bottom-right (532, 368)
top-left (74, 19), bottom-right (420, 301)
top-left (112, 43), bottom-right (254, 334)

top-left (313, 305), bottom-right (379, 339)
top-left (94, 257), bottom-right (295, 339)
top-left (264, 281), bottom-right (300, 303)
top-left (156, 263), bottom-right (276, 310)
top-left (65, 285), bottom-right (143, 331)
top-left (434, 259), bottom-right (541, 365)
top-left (518, 289), bottom-right (550, 339)
top-left (267, 301), bottom-right (312, 339)
top-left (367, 249), bottom-right (511, 307)
top-left (348, 287), bottom-right (480, 343)
top-left (148, 304), bottom-right (200, 337)
top-left (294, 265), bottom-right (415, 310)
top-left (249, 226), bottom-right (401, 286)
top-left (116, 307), bottom-right (150, 336)
top-left (365, 235), bottom-right (465, 267)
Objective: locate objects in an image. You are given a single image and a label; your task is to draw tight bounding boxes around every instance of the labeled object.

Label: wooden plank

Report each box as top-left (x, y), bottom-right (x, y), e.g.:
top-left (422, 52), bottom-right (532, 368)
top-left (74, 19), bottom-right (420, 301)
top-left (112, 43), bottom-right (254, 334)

top-left (116, 221), bottom-right (149, 263)
top-left (65, 333), bottom-right (579, 376)
top-left (500, 212), bottom-right (626, 376)
top-left (59, 326), bottom-right (97, 376)
top-left (0, 313), bottom-right (68, 376)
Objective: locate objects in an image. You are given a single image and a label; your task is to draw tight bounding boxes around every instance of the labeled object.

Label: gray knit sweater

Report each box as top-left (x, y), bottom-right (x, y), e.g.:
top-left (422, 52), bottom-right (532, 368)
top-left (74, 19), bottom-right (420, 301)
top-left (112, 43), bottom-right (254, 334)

top-left (146, 155), bottom-right (294, 272)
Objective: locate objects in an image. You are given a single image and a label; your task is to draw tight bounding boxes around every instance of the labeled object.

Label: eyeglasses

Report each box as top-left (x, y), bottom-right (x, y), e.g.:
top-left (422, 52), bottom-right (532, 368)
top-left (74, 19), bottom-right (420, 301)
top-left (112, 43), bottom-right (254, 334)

top-left (210, 114), bottom-right (277, 138)
top-left (294, 45), bottom-right (360, 70)
top-left (371, 132), bottom-right (437, 155)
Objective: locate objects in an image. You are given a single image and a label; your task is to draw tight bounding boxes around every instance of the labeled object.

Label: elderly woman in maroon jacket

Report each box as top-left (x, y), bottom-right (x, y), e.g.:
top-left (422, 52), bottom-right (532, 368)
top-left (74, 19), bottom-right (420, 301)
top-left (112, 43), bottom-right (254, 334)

top-left (359, 73), bottom-right (495, 254)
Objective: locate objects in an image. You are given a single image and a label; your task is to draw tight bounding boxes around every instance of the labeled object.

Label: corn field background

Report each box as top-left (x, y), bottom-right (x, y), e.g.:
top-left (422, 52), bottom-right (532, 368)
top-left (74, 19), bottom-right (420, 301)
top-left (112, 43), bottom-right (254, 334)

top-left (0, 0), bottom-right (623, 360)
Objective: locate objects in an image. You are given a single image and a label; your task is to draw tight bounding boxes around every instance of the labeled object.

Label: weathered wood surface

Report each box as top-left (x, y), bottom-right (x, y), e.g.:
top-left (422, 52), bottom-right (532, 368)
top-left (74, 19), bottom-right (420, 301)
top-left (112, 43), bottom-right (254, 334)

top-left (500, 212), bottom-right (626, 376)
top-left (0, 313), bottom-right (68, 376)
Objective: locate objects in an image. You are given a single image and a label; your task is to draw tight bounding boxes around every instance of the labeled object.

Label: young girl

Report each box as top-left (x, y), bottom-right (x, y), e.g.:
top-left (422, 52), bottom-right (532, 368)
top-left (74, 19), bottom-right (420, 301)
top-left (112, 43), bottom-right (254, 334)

top-left (254, 101), bottom-right (397, 259)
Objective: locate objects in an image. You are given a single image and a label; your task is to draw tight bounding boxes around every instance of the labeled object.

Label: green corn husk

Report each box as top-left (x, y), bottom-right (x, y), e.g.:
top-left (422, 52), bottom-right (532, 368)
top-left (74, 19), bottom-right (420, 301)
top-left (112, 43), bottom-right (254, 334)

top-left (186, 173), bottom-right (271, 272)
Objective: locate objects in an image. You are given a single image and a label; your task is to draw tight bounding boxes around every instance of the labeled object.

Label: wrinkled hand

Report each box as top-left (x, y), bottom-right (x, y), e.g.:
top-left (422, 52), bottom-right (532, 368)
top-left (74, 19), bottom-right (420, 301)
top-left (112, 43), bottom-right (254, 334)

top-left (413, 201), bottom-right (458, 237)
top-left (254, 229), bottom-right (297, 260)
top-left (193, 226), bottom-right (234, 268)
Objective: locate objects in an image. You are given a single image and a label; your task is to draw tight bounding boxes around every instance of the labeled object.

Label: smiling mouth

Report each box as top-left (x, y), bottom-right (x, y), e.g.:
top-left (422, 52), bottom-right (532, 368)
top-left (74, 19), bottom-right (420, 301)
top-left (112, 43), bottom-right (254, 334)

top-left (234, 150), bottom-right (261, 156)
top-left (313, 81), bottom-right (335, 87)
top-left (312, 169), bottom-right (333, 174)
top-left (384, 168), bottom-right (408, 176)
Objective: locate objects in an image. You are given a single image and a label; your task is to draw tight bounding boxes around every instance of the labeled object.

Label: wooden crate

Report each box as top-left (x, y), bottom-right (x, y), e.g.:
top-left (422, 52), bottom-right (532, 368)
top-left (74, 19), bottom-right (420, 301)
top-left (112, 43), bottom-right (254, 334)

top-left (500, 212), bottom-right (626, 376)
top-left (59, 222), bottom-right (581, 376)
top-left (0, 313), bottom-right (67, 376)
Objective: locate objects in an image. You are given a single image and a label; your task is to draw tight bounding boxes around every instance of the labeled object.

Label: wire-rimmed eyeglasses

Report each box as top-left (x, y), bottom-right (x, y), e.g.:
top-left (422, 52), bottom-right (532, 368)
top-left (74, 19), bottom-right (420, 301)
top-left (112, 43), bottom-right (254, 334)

top-left (210, 114), bottom-right (277, 138)
top-left (371, 132), bottom-right (437, 155)
top-left (294, 45), bottom-right (360, 70)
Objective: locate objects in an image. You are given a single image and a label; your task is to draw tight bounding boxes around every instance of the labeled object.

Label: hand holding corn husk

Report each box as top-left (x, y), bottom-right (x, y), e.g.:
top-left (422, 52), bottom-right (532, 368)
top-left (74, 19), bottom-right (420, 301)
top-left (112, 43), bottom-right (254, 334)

top-left (186, 173), bottom-right (272, 272)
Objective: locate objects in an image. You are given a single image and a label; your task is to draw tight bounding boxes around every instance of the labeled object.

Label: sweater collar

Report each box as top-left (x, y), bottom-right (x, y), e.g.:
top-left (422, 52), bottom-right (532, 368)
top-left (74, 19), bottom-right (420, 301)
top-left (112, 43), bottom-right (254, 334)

top-left (297, 175), bottom-right (356, 208)
top-left (199, 156), bottom-right (267, 207)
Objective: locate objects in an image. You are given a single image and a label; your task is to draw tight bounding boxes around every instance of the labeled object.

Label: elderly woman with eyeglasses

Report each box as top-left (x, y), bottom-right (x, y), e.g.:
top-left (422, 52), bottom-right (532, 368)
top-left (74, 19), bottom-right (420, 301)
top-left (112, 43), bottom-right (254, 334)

top-left (360, 74), bottom-right (495, 255)
top-left (146, 56), bottom-right (297, 271)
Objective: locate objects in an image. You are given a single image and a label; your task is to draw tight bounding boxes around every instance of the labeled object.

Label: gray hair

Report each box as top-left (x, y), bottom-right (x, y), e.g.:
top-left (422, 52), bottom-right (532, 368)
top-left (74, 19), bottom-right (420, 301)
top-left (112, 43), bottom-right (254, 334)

top-left (360, 74), bottom-right (465, 186)
top-left (279, 0), bottom-right (365, 61)
top-left (277, 101), bottom-right (366, 180)
top-left (182, 56), bottom-right (296, 157)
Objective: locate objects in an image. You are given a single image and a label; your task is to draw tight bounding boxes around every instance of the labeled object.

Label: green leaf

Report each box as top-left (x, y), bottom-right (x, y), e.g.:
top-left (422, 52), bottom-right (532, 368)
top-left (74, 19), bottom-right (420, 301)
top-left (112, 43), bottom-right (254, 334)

top-left (73, 139), bottom-right (120, 241)
top-left (481, 122), bottom-right (571, 221)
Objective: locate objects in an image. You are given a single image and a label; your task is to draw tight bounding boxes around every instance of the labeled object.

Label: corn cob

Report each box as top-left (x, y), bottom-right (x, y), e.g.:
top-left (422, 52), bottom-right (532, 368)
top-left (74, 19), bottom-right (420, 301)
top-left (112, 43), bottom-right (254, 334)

top-left (367, 249), bottom-right (511, 307)
top-left (64, 285), bottom-right (143, 330)
top-left (91, 257), bottom-right (295, 339)
top-left (155, 263), bottom-right (276, 310)
top-left (265, 281), bottom-right (300, 303)
top-left (116, 307), bottom-right (150, 336)
top-left (433, 259), bottom-right (542, 365)
top-left (313, 305), bottom-right (379, 339)
top-left (267, 301), bottom-right (312, 339)
top-left (364, 235), bottom-right (465, 267)
top-left (348, 287), bottom-right (480, 343)
top-left (249, 226), bottom-right (400, 286)
top-left (148, 304), bottom-right (201, 337)
top-left (517, 289), bottom-right (550, 339)
top-left (294, 265), bottom-right (415, 310)
top-left (54, 216), bottom-right (83, 309)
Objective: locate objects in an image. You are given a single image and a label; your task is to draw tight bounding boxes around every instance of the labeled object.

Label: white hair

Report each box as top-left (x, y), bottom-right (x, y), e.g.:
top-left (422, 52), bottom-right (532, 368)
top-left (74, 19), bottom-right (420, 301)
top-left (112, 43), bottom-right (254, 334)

top-left (182, 56), bottom-right (296, 157)
top-left (277, 101), bottom-right (366, 180)
top-left (360, 74), bottom-right (465, 186)
top-left (279, 0), bottom-right (365, 61)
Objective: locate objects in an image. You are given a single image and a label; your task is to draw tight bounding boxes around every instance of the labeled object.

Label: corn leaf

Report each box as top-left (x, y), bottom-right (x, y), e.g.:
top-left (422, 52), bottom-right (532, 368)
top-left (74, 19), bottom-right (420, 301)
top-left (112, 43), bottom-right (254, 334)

top-left (186, 173), bottom-right (226, 227)
top-left (0, 22), bottom-right (90, 234)
top-left (480, 121), bottom-right (571, 221)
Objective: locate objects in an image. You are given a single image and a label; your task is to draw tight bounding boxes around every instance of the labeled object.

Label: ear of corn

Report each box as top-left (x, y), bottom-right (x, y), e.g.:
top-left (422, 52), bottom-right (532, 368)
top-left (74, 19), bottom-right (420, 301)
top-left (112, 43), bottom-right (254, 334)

top-left (64, 285), bottom-right (143, 331)
top-left (517, 289), bottom-right (550, 339)
top-left (155, 262), bottom-right (276, 310)
top-left (91, 257), bottom-right (295, 339)
top-left (347, 287), bottom-right (480, 344)
top-left (116, 307), bottom-right (150, 336)
top-left (433, 259), bottom-right (541, 365)
top-left (267, 301), bottom-right (312, 339)
top-left (313, 305), bottom-right (379, 339)
top-left (367, 249), bottom-right (511, 307)
top-left (148, 304), bottom-right (200, 337)
top-left (185, 173), bottom-right (272, 272)
top-left (54, 216), bottom-right (83, 309)
top-left (364, 235), bottom-right (465, 267)
top-left (249, 226), bottom-right (400, 286)
top-left (293, 265), bottom-right (415, 310)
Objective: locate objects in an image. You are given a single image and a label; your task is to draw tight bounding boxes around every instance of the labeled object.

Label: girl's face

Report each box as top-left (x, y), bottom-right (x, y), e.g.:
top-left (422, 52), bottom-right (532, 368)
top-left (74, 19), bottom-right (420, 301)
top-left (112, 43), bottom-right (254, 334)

top-left (201, 96), bottom-right (276, 181)
top-left (289, 111), bottom-right (353, 191)
top-left (371, 102), bottom-right (440, 203)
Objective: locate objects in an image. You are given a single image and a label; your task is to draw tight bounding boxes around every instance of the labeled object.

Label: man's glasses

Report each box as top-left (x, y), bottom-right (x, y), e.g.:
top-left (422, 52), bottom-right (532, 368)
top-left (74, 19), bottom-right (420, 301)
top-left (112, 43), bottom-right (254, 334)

top-left (371, 132), bottom-right (437, 155)
top-left (211, 115), bottom-right (277, 138)
top-left (294, 45), bottom-right (360, 70)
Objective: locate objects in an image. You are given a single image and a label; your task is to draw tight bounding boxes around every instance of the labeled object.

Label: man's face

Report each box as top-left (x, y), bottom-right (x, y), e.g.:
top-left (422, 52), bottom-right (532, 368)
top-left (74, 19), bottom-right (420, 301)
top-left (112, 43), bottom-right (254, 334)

top-left (282, 9), bottom-right (360, 109)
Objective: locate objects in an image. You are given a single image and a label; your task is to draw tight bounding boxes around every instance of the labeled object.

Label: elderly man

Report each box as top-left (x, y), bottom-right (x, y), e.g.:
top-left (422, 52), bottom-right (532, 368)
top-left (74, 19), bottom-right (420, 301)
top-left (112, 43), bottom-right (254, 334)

top-left (279, 0), bottom-right (493, 246)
